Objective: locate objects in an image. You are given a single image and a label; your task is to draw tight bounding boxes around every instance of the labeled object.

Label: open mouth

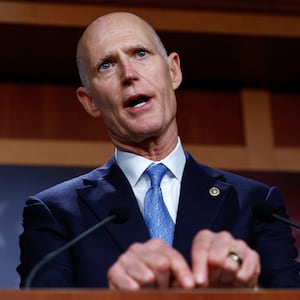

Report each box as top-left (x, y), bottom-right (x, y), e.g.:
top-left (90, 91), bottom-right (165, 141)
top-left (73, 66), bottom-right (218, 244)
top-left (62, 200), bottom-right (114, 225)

top-left (126, 96), bottom-right (150, 108)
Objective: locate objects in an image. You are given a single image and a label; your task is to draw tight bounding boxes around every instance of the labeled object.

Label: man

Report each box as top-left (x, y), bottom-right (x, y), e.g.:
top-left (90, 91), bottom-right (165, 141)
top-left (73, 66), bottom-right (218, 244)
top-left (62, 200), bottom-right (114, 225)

top-left (18, 12), bottom-right (300, 289)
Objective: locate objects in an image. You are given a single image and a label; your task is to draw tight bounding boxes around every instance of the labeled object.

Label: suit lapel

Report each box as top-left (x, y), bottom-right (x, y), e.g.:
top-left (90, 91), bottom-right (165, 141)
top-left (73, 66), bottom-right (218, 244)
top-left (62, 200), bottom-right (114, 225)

top-left (173, 153), bottom-right (240, 264)
top-left (75, 154), bottom-right (240, 264)
top-left (76, 158), bottom-right (149, 252)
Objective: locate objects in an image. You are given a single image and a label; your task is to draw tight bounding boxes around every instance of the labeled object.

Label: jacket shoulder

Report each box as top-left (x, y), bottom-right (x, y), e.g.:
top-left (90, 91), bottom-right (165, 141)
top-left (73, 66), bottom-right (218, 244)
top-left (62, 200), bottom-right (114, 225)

top-left (33, 157), bottom-right (115, 204)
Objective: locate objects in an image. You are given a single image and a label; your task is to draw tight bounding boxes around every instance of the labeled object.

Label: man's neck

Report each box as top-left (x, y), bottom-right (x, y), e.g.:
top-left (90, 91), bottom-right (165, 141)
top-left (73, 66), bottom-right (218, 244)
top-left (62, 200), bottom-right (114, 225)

top-left (112, 128), bottom-right (179, 161)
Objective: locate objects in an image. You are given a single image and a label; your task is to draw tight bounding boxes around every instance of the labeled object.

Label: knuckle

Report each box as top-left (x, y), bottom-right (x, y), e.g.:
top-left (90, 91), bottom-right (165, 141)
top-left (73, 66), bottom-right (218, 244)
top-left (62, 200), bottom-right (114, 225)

top-left (235, 239), bottom-right (247, 250)
top-left (149, 238), bottom-right (166, 248)
top-left (249, 249), bottom-right (261, 269)
top-left (194, 229), bottom-right (211, 243)
top-left (217, 231), bottom-right (233, 241)
top-left (107, 265), bottom-right (116, 279)
top-left (128, 242), bottom-right (144, 253)
top-left (154, 255), bottom-right (170, 270)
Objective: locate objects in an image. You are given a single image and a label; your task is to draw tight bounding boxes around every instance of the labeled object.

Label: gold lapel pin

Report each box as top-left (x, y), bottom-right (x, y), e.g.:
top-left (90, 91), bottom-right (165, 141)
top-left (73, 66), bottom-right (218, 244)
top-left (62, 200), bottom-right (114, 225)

top-left (209, 186), bottom-right (221, 197)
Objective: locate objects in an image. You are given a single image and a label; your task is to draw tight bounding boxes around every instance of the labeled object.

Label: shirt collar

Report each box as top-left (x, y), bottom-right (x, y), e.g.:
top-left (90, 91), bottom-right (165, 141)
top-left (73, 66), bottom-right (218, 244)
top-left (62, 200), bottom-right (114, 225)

top-left (115, 138), bottom-right (186, 187)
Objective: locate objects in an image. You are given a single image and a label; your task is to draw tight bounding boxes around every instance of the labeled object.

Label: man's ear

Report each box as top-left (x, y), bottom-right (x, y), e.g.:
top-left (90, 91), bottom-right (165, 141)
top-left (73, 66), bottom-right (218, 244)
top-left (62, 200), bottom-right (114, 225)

top-left (76, 86), bottom-right (101, 117)
top-left (168, 52), bottom-right (182, 90)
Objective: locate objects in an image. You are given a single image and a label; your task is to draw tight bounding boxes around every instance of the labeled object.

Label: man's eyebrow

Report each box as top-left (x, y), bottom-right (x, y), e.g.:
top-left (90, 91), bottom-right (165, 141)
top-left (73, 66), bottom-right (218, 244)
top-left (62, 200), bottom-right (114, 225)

top-left (95, 53), bottom-right (115, 70)
top-left (130, 43), bottom-right (148, 49)
top-left (98, 52), bottom-right (115, 62)
top-left (122, 43), bottom-right (152, 53)
top-left (95, 43), bottom-right (152, 68)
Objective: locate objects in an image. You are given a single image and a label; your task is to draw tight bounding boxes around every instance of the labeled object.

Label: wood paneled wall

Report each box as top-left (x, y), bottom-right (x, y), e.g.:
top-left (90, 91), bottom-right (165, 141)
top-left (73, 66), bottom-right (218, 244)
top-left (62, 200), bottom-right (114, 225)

top-left (0, 83), bottom-right (299, 172)
top-left (0, 0), bottom-right (299, 171)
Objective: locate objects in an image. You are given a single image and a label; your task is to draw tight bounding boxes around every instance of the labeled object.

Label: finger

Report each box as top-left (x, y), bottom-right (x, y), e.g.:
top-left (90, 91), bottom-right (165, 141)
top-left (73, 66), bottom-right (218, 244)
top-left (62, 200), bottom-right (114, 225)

top-left (108, 239), bottom-right (194, 290)
top-left (235, 247), bottom-right (261, 287)
top-left (108, 241), bottom-right (164, 290)
top-left (206, 231), bottom-right (234, 286)
top-left (154, 266), bottom-right (171, 288)
top-left (108, 257), bottom-right (146, 290)
top-left (191, 229), bottom-right (214, 287)
top-left (148, 239), bottom-right (194, 288)
top-left (126, 241), bottom-right (169, 286)
top-left (216, 239), bottom-right (260, 288)
top-left (193, 230), bottom-right (238, 287)
top-left (192, 230), bottom-right (260, 288)
top-left (167, 248), bottom-right (195, 288)
top-left (142, 241), bottom-right (172, 288)
top-left (216, 252), bottom-right (243, 287)
top-left (107, 245), bottom-right (157, 290)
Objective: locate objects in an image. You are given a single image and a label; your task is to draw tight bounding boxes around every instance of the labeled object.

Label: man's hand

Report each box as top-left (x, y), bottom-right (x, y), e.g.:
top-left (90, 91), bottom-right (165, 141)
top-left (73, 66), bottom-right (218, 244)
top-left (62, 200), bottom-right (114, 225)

top-left (107, 230), bottom-right (261, 290)
top-left (107, 238), bottom-right (194, 290)
top-left (191, 230), bottom-right (260, 288)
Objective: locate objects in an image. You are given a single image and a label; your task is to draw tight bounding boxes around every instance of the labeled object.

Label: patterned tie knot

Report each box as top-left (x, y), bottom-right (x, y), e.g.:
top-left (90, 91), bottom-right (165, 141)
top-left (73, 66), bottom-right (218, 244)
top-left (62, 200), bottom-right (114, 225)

top-left (146, 163), bottom-right (168, 187)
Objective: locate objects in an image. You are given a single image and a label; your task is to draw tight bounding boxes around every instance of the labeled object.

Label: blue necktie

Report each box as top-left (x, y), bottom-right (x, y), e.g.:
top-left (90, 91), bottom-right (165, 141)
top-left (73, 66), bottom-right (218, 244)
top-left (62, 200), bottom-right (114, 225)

top-left (144, 163), bottom-right (175, 246)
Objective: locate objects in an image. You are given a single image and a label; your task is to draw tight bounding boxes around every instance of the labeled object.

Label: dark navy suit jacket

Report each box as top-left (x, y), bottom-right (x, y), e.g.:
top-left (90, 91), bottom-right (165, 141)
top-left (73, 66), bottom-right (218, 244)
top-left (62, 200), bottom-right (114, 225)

top-left (17, 152), bottom-right (300, 288)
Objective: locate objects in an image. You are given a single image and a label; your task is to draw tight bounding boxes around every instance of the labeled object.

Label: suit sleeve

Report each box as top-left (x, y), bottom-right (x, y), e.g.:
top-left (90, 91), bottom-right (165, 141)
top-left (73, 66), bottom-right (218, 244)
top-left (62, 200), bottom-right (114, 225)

top-left (254, 186), bottom-right (300, 288)
top-left (17, 197), bottom-right (75, 287)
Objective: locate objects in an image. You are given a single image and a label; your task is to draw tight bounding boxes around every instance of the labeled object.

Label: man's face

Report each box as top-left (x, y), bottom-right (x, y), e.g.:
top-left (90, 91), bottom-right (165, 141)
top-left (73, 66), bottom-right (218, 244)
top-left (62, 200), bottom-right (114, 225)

top-left (78, 13), bottom-right (182, 145)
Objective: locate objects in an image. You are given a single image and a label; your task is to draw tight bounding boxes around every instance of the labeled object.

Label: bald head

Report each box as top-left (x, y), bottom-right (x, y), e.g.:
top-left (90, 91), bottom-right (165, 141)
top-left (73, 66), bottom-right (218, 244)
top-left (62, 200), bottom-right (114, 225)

top-left (76, 12), bottom-right (168, 89)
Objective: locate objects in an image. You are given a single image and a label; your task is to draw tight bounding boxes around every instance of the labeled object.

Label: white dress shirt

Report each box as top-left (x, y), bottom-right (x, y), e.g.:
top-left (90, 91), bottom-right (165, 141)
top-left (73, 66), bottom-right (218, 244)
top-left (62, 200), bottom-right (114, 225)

top-left (115, 138), bottom-right (186, 223)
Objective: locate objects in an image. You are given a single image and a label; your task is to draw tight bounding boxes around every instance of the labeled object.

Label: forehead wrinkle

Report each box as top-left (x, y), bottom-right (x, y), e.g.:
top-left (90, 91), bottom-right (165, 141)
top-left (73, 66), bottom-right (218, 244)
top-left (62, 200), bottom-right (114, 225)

top-left (76, 12), bottom-right (168, 87)
top-left (103, 42), bottom-right (153, 58)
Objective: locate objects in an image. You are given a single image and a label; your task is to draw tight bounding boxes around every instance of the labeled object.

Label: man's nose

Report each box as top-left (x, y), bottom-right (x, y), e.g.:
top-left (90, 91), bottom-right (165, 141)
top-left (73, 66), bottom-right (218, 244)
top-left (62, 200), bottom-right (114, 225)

top-left (120, 59), bottom-right (138, 85)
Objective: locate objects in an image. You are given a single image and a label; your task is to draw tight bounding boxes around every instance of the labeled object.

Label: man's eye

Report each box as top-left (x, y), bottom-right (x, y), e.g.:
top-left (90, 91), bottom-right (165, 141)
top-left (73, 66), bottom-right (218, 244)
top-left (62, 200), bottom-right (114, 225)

top-left (137, 50), bottom-right (147, 58)
top-left (99, 61), bottom-right (112, 70)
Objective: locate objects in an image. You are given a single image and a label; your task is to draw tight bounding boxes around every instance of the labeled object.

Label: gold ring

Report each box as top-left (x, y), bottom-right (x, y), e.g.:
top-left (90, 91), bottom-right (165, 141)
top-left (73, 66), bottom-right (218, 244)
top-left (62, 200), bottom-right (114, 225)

top-left (228, 251), bottom-right (243, 266)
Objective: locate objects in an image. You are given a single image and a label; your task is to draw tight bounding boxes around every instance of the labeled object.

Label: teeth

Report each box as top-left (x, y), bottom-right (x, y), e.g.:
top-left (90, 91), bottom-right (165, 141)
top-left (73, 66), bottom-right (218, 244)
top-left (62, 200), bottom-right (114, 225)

top-left (134, 101), bottom-right (146, 108)
top-left (127, 96), bottom-right (149, 108)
